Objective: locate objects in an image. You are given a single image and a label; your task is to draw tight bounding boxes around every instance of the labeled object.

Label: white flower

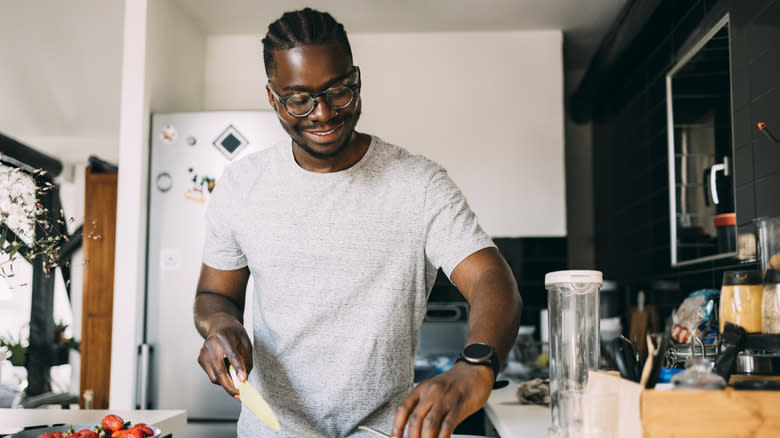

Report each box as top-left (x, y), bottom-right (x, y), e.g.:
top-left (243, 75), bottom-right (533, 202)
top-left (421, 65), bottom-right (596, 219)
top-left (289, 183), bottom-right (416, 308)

top-left (0, 165), bottom-right (36, 244)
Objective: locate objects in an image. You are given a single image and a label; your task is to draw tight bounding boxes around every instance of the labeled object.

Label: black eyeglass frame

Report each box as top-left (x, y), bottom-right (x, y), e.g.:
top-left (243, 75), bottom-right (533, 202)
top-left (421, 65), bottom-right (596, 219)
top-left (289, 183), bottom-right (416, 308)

top-left (268, 66), bottom-right (361, 118)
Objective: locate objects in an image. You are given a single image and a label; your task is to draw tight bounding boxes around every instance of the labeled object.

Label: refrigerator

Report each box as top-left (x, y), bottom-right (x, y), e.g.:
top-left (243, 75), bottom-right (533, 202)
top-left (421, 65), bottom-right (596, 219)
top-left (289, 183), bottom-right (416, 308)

top-left (143, 111), bottom-right (288, 436)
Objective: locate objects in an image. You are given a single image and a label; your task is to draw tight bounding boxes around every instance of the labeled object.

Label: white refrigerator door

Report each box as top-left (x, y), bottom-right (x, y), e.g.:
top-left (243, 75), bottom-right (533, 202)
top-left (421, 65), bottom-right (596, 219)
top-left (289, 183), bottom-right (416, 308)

top-left (146, 111), bottom-right (287, 419)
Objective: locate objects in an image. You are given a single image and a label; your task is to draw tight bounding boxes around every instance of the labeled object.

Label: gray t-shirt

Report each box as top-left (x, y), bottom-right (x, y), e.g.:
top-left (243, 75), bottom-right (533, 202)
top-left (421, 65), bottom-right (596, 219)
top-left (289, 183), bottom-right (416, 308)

top-left (203, 135), bottom-right (494, 437)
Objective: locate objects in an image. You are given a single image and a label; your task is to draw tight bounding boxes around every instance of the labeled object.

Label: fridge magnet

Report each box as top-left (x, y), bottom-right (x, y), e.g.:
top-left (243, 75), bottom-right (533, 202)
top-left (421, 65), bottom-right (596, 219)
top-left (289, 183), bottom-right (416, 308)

top-left (212, 124), bottom-right (249, 160)
top-left (155, 172), bottom-right (173, 193)
top-left (204, 176), bottom-right (216, 193)
top-left (183, 169), bottom-right (216, 202)
top-left (160, 125), bottom-right (177, 144)
top-left (185, 136), bottom-right (197, 146)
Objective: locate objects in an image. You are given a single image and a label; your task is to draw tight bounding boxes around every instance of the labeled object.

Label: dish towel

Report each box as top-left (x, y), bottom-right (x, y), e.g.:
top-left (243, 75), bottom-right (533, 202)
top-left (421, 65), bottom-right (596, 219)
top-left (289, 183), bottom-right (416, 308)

top-left (515, 378), bottom-right (550, 406)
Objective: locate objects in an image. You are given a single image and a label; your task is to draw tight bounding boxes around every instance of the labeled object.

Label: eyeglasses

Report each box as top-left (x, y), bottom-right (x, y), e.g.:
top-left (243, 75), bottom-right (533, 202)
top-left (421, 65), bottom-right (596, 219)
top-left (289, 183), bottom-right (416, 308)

top-left (268, 67), bottom-right (360, 118)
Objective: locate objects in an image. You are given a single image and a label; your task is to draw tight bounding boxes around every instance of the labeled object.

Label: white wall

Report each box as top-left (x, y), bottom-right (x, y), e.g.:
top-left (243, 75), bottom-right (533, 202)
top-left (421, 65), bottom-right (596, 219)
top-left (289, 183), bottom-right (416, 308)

top-left (110, 0), bottom-right (205, 409)
top-left (203, 31), bottom-right (566, 237)
top-left (0, 1), bottom-right (124, 164)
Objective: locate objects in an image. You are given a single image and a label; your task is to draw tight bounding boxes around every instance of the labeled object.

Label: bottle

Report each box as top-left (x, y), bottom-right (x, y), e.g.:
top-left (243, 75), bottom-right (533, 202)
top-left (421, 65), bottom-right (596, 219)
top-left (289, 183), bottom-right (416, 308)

top-left (762, 269), bottom-right (780, 334)
top-left (719, 270), bottom-right (763, 333)
top-left (83, 389), bottom-right (94, 409)
top-left (545, 270), bottom-right (602, 436)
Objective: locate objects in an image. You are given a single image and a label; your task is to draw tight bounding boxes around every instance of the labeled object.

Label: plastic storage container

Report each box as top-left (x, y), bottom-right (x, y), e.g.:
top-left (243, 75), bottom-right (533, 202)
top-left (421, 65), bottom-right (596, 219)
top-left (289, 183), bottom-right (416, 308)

top-left (755, 215), bottom-right (780, 274)
top-left (545, 270), bottom-right (602, 437)
top-left (762, 269), bottom-right (780, 334)
top-left (719, 270), bottom-right (763, 333)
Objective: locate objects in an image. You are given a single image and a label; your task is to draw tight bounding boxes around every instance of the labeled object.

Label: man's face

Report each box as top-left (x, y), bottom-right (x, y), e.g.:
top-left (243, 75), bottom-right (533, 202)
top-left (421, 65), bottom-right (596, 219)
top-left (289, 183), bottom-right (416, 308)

top-left (266, 42), bottom-right (361, 161)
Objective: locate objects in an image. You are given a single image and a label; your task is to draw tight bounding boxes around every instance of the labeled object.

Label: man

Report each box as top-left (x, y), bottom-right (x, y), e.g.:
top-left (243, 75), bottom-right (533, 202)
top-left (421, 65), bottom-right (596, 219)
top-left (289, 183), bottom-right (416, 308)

top-left (194, 8), bottom-right (522, 438)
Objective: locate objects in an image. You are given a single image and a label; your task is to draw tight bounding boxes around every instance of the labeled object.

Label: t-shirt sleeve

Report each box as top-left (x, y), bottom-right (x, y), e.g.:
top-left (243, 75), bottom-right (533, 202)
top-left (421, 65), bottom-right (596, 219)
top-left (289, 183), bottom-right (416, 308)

top-left (202, 167), bottom-right (248, 270)
top-left (424, 168), bottom-right (495, 278)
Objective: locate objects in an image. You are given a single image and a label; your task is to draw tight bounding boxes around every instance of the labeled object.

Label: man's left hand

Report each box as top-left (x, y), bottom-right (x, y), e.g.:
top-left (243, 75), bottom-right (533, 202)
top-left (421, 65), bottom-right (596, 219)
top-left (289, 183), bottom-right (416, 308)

top-left (391, 361), bottom-right (494, 438)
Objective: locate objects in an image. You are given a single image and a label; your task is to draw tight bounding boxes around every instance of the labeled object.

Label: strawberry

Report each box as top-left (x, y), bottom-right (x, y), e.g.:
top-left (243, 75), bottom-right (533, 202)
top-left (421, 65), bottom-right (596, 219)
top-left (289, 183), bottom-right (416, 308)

top-left (37, 434), bottom-right (55, 438)
top-left (79, 429), bottom-right (99, 438)
top-left (131, 424), bottom-right (155, 437)
top-left (112, 429), bottom-right (143, 438)
top-left (52, 432), bottom-right (64, 438)
top-left (101, 415), bottom-right (125, 433)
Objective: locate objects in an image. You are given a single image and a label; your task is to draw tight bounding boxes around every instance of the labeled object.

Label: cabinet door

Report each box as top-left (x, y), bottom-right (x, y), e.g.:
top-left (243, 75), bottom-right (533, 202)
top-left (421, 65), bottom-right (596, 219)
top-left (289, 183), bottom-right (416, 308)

top-left (80, 166), bottom-right (117, 409)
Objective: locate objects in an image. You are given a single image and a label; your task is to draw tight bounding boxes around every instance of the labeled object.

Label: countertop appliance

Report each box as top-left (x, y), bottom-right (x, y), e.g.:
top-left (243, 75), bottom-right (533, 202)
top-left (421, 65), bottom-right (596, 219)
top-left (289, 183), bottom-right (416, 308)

top-left (142, 111), bottom-right (288, 437)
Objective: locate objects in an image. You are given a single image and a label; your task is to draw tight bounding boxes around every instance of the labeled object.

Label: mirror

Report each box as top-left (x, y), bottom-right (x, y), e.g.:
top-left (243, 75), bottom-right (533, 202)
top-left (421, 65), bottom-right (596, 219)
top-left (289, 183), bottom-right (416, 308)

top-left (667, 14), bottom-right (736, 267)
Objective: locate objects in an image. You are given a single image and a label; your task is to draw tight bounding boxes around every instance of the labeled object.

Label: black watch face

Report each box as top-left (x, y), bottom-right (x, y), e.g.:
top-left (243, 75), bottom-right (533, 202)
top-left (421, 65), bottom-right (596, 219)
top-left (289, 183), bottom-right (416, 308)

top-left (464, 343), bottom-right (493, 361)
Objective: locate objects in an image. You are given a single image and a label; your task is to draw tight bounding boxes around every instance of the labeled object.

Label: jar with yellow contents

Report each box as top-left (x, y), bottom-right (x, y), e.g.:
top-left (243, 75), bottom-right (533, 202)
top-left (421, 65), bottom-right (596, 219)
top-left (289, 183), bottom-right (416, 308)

top-left (719, 270), bottom-right (763, 333)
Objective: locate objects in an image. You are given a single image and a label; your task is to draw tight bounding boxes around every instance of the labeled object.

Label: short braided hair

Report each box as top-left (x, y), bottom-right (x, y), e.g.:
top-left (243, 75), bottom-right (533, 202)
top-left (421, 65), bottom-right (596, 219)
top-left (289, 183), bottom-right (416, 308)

top-left (262, 8), bottom-right (352, 76)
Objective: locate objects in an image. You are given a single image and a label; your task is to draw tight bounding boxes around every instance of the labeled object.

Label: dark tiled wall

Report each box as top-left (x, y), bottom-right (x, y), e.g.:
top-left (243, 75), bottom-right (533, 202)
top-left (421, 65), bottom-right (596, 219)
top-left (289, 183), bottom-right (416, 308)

top-left (591, 0), bottom-right (780, 321)
top-left (429, 237), bottom-right (568, 333)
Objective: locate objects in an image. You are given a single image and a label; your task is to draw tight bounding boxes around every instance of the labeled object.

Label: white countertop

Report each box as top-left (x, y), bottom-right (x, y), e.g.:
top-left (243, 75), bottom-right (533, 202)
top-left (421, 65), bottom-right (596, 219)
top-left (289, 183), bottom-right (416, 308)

top-left (483, 382), bottom-right (551, 438)
top-left (0, 409), bottom-right (186, 436)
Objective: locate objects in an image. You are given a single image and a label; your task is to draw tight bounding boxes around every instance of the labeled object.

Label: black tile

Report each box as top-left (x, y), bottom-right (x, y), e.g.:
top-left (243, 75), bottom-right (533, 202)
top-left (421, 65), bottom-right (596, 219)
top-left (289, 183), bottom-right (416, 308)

top-left (755, 172), bottom-right (780, 218)
top-left (730, 0), bottom-right (766, 28)
top-left (733, 105), bottom-right (751, 149)
top-left (734, 142), bottom-right (755, 186)
top-left (747, 0), bottom-right (780, 62)
top-left (754, 132), bottom-right (780, 180)
top-left (736, 183), bottom-right (757, 223)
top-left (750, 47), bottom-right (780, 101)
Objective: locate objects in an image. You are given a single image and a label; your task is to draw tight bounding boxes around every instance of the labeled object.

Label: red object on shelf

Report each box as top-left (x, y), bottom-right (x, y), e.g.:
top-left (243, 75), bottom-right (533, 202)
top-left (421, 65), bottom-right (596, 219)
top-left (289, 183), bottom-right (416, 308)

top-left (714, 213), bottom-right (736, 227)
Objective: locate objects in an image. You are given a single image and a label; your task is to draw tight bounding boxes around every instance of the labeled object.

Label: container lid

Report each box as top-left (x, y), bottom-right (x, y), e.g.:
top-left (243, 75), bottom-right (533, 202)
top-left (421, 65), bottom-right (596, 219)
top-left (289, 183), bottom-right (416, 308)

top-left (714, 213), bottom-right (736, 227)
top-left (766, 269), bottom-right (780, 284)
top-left (722, 270), bottom-right (762, 285)
top-left (544, 270), bottom-right (602, 286)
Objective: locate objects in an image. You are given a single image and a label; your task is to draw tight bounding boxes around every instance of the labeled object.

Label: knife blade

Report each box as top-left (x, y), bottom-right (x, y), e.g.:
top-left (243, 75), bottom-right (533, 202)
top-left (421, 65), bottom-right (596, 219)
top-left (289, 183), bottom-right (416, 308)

top-left (229, 366), bottom-right (281, 431)
top-left (358, 425), bottom-right (391, 437)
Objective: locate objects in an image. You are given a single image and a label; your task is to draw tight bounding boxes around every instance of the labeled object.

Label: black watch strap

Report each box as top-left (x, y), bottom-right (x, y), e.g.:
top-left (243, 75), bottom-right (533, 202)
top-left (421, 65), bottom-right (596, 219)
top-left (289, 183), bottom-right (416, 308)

top-left (457, 343), bottom-right (506, 389)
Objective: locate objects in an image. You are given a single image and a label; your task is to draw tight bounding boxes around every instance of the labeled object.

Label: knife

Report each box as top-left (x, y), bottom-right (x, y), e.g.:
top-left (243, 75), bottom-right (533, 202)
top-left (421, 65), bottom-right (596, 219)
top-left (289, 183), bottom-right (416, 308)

top-left (229, 365), bottom-right (281, 431)
top-left (358, 425), bottom-right (391, 437)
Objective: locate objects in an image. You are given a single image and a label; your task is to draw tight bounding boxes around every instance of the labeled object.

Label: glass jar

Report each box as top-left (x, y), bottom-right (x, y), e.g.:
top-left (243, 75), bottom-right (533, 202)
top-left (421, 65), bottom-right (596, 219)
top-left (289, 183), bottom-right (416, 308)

top-left (762, 269), bottom-right (780, 334)
top-left (719, 270), bottom-right (763, 333)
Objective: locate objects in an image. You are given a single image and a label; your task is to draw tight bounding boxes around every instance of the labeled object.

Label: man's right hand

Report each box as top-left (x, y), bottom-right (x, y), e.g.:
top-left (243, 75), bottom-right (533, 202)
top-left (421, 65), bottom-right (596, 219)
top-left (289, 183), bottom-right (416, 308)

top-left (193, 264), bottom-right (252, 397)
top-left (197, 314), bottom-right (254, 397)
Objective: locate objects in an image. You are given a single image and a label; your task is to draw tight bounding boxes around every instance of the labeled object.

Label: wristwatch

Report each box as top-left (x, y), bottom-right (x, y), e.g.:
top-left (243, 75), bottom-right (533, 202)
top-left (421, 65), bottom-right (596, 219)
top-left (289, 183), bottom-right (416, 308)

top-left (457, 343), bottom-right (507, 389)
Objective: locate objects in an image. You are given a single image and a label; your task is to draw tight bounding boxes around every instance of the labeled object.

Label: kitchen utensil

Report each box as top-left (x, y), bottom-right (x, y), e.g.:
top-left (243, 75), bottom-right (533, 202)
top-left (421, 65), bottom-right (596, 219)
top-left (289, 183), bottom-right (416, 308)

top-left (713, 322), bottom-right (747, 382)
top-left (735, 352), bottom-right (780, 375)
top-left (645, 314), bottom-right (673, 389)
top-left (639, 334), bottom-right (655, 387)
top-left (358, 425), bottom-right (391, 437)
top-left (229, 366), bottom-right (281, 431)
top-left (611, 335), bottom-right (640, 382)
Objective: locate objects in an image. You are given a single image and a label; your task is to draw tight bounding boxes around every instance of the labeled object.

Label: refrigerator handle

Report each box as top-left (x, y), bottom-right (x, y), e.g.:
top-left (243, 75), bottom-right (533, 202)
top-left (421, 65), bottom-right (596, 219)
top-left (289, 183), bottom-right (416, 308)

top-left (137, 343), bottom-right (152, 409)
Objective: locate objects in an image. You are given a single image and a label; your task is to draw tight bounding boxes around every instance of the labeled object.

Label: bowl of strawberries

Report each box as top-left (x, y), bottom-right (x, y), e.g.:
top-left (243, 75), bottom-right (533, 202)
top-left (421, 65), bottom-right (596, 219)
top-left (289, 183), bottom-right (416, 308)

top-left (7, 414), bottom-right (161, 438)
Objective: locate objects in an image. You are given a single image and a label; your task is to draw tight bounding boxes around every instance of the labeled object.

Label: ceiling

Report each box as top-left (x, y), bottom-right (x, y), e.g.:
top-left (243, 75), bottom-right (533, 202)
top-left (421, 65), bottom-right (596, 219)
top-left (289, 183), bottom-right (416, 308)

top-left (0, 0), bottom-right (627, 164)
top-left (172, 0), bottom-right (628, 68)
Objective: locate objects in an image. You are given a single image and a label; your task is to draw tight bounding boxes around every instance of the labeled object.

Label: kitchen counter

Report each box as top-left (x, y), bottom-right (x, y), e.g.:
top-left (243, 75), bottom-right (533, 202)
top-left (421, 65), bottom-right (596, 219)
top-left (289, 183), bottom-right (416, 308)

top-left (0, 409), bottom-right (186, 436)
top-left (483, 382), bottom-right (550, 438)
